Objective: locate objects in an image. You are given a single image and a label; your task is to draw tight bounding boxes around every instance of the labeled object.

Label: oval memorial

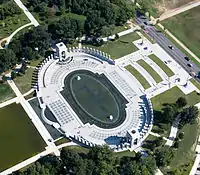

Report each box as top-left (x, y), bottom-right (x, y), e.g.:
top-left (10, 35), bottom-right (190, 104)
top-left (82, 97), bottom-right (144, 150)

top-left (61, 70), bottom-right (128, 129)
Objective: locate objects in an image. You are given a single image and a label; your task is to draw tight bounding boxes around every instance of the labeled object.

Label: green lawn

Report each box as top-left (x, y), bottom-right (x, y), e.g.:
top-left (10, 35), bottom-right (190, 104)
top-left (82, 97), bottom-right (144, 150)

top-left (0, 103), bottom-right (46, 172)
top-left (161, 121), bottom-right (199, 174)
top-left (0, 8), bottom-right (30, 38)
top-left (29, 58), bottom-right (43, 67)
top-left (0, 83), bottom-right (15, 103)
top-left (149, 54), bottom-right (174, 77)
top-left (84, 32), bottom-right (140, 59)
top-left (54, 137), bottom-right (71, 146)
top-left (137, 59), bottom-right (163, 83)
top-left (170, 121), bottom-right (198, 169)
top-left (102, 25), bottom-right (130, 37)
top-left (14, 68), bottom-right (34, 94)
top-left (151, 86), bottom-right (200, 137)
top-left (125, 64), bottom-right (151, 89)
top-left (161, 6), bottom-right (200, 59)
top-left (114, 150), bottom-right (135, 158)
top-left (191, 79), bottom-right (200, 91)
top-left (151, 86), bottom-right (200, 112)
top-left (63, 146), bottom-right (89, 154)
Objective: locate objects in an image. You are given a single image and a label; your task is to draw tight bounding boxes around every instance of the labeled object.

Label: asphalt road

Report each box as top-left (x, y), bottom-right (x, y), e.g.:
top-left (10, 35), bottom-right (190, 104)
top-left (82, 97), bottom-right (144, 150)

top-left (135, 13), bottom-right (200, 83)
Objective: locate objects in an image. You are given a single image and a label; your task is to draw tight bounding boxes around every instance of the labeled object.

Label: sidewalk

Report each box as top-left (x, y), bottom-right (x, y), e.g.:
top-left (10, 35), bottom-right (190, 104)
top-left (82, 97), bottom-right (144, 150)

top-left (14, 0), bottom-right (39, 27)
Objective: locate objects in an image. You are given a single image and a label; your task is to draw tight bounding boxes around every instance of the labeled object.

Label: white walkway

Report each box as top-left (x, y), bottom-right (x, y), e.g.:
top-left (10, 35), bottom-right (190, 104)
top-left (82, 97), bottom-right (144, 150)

top-left (14, 0), bottom-right (39, 27)
top-left (0, 97), bottom-right (17, 109)
top-left (165, 116), bottom-right (180, 146)
top-left (5, 23), bottom-right (33, 47)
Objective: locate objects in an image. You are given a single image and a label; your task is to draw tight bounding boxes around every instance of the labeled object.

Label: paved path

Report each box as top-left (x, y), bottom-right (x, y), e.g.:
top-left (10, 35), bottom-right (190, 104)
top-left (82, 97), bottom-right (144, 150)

top-left (4, 23), bottom-right (33, 47)
top-left (159, 0), bottom-right (200, 21)
top-left (0, 97), bottom-right (17, 109)
top-left (102, 26), bottom-right (138, 41)
top-left (0, 142), bottom-right (77, 175)
top-left (14, 0), bottom-right (39, 27)
top-left (165, 115), bottom-right (181, 146)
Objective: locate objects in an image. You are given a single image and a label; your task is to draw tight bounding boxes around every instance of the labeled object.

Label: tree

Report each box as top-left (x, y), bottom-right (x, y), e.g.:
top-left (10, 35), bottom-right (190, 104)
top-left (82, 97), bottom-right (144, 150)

top-left (180, 106), bottom-right (199, 126)
top-left (19, 62), bottom-right (27, 74)
top-left (9, 39), bottom-right (22, 61)
top-left (115, 33), bottom-right (119, 40)
top-left (60, 148), bottom-right (84, 174)
top-left (11, 71), bottom-right (17, 79)
top-left (23, 26), bottom-right (51, 56)
top-left (1, 75), bottom-right (7, 83)
top-left (0, 49), bottom-right (17, 73)
top-left (155, 146), bottom-right (174, 167)
top-left (173, 141), bottom-right (179, 148)
top-left (162, 104), bottom-right (177, 122)
top-left (178, 132), bottom-right (184, 140)
top-left (176, 97), bottom-right (187, 108)
top-left (154, 137), bottom-right (163, 147)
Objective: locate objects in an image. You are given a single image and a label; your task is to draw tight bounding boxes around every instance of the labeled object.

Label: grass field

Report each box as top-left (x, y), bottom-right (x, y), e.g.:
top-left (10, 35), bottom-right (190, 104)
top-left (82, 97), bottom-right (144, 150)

top-left (148, 54), bottom-right (174, 77)
top-left (84, 32), bottom-right (140, 59)
top-left (125, 65), bottom-right (151, 89)
top-left (170, 121), bottom-right (198, 169)
top-left (0, 83), bottom-right (15, 103)
top-left (151, 86), bottom-right (200, 111)
top-left (54, 137), bottom-right (71, 146)
top-left (102, 25), bottom-right (130, 37)
top-left (0, 2), bottom-right (30, 38)
top-left (137, 59), bottom-right (163, 83)
top-left (14, 68), bottom-right (34, 94)
top-left (151, 86), bottom-right (200, 137)
top-left (0, 103), bottom-right (46, 172)
top-left (191, 79), bottom-right (200, 91)
top-left (161, 6), bottom-right (200, 58)
top-left (29, 58), bottom-right (43, 67)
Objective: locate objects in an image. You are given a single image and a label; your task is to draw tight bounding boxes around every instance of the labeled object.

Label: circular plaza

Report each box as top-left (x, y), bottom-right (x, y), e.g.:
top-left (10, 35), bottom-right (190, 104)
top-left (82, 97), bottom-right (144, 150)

top-left (36, 43), bottom-right (153, 151)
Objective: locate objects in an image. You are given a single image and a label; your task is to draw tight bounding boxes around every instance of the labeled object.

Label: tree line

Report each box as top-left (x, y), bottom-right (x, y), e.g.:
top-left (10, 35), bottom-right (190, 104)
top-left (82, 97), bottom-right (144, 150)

top-left (11, 145), bottom-right (157, 175)
top-left (0, 0), bottom-right (137, 74)
top-left (24, 0), bottom-right (136, 36)
top-left (0, 1), bottom-right (21, 20)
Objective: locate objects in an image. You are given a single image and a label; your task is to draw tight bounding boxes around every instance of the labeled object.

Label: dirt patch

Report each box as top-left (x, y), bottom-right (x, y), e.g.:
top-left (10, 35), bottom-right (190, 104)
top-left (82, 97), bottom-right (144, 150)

top-left (154, 0), bottom-right (195, 15)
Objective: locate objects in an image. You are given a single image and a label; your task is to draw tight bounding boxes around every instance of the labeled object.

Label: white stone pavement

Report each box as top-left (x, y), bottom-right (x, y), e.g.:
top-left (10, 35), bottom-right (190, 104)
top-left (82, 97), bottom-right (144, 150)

top-left (0, 142), bottom-right (77, 175)
top-left (7, 80), bottom-right (59, 156)
top-left (14, 0), bottom-right (39, 27)
top-left (102, 26), bottom-right (139, 41)
top-left (165, 116), bottom-right (181, 146)
top-left (0, 97), bottom-right (17, 109)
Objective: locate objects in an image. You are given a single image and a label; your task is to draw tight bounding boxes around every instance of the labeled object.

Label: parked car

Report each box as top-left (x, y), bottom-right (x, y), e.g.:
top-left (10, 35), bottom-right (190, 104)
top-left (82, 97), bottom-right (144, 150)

top-left (184, 56), bottom-right (190, 61)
